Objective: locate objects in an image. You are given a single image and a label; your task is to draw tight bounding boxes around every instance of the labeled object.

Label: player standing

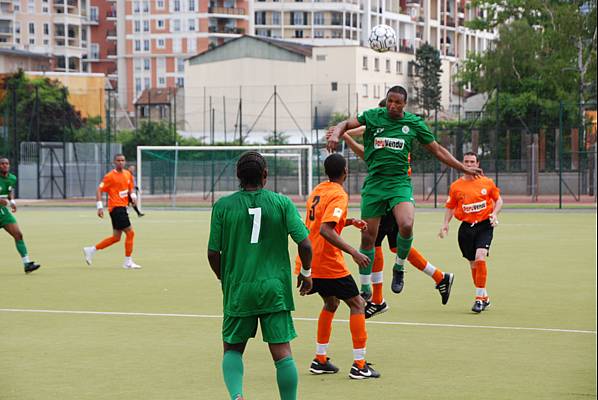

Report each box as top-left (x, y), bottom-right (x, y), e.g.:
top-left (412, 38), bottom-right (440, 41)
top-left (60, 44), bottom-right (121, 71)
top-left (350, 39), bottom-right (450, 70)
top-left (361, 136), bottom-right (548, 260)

top-left (326, 86), bottom-right (475, 305)
top-left (296, 153), bottom-right (380, 379)
top-left (439, 152), bottom-right (503, 313)
top-left (207, 151), bottom-right (313, 400)
top-left (0, 157), bottom-right (40, 273)
top-left (83, 154), bottom-right (141, 269)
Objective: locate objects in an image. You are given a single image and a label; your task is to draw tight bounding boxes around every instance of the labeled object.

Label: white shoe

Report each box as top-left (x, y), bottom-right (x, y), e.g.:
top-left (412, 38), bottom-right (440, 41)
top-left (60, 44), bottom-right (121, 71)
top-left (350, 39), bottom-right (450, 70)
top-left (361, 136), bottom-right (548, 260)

top-left (83, 247), bottom-right (95, 265)
top-left (123, 261), bottom-right (142, 269)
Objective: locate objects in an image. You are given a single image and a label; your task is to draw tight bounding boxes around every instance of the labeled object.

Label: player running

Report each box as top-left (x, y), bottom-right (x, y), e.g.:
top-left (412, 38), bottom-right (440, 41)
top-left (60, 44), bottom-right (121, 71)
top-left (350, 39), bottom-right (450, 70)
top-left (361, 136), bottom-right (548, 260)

top-left (296, 153), bottom-right (380, 380)
top-left (83, 154), bottom-right (142, 269)
top-left (207, 151), bottom-right (313, 400)
top-left (0, 157), bottom-right (41, 274)
top-left (439, 152), bottom-right (503, 313)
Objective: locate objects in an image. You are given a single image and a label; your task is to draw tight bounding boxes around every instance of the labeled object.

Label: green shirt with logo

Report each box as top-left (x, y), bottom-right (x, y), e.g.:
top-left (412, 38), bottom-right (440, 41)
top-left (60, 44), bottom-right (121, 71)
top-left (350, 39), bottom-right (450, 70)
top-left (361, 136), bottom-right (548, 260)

top-left (0, 173), bottom-right (17, 214)
top-left (208, 189), bottom-right (309, 317)
top-left (357, 108), bottom-right (436, 177)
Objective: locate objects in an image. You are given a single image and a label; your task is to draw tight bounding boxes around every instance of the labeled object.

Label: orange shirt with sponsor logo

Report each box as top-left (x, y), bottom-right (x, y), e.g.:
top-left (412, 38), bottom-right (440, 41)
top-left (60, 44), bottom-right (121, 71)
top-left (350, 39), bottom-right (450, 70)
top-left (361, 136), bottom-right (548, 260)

top-left (294, 181), bottom-right (350, 279)
top-left (99, 169), bottom-right (134, 211)
top-left (445, 177), bottom-right (500, 224)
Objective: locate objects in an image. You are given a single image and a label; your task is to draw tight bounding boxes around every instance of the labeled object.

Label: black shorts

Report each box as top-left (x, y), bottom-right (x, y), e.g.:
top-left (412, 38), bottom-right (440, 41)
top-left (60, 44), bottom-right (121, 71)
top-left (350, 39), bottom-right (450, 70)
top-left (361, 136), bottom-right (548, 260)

top-left (375, 212), bottom-right (398, 248)
top-left (110, 207), bottom-right (131, 230)
top-left (308, 275), bottom-right (360, 300)
top-left (458, 219), bottom-right (494, 261)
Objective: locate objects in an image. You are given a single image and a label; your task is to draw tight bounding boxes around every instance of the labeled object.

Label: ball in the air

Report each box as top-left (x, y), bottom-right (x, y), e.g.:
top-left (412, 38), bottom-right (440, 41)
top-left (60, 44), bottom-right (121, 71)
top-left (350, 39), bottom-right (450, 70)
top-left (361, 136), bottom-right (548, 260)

top-left (368, 24), bottom-right (397, 53)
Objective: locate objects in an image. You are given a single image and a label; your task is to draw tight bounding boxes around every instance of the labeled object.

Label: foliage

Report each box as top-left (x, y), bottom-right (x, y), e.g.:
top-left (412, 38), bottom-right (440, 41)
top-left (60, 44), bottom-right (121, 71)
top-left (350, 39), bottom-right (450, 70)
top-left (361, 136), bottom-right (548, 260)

top-left (327, 112), bottom-right (349, 127)
top-left (413, 43), bottom-right (443, 118)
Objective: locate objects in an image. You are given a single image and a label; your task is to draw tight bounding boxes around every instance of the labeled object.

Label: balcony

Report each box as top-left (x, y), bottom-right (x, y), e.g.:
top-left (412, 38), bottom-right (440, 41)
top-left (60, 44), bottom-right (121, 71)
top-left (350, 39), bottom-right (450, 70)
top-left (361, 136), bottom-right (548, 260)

top-left (87, 14), bottom-right (99, 25)
top-left (0, 3), bottom-right (13, 15)
top-left (208, 26), bottom-right (245, 34)
top-left (398, 39), bottom-right (415, 54)
top-left (106, 46), bottom-right (116, 57)
top-left (0, 24), bottom-right (12, 35)
top-left (106, 10), bottom-right (116, 19)
top-left (106, 28), bottom-right (116, 39)
top-left (208, 7), bottom-right (245, 15)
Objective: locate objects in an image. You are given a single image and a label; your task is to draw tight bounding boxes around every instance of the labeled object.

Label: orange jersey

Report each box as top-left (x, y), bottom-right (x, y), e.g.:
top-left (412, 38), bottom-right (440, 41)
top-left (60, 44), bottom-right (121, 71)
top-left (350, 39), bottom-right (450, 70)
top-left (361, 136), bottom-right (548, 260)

top-left (295, 181), bottom-right (350, 279)
top-left (445, 177), bottom-right (500, 224)
top-left (99, 169), bottom-right (134, 211)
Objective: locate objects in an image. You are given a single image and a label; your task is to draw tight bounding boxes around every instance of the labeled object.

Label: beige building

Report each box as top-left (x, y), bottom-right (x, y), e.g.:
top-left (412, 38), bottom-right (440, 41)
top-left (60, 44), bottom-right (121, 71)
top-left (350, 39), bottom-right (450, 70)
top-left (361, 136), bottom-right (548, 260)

top-left (184, 35), bottom-right (456, 143)
top-left (0, 47), bottom-right (51, 72)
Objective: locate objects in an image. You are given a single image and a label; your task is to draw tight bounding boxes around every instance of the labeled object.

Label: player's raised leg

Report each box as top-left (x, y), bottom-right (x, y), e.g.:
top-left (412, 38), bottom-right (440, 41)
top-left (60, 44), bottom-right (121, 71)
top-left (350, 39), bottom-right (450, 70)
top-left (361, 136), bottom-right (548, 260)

top-left (310, 296), bottom-right (339, 374)
top-left (407, 247), bottom-right (454, 305)
top-left (84, 230), bottom-right (122, 265)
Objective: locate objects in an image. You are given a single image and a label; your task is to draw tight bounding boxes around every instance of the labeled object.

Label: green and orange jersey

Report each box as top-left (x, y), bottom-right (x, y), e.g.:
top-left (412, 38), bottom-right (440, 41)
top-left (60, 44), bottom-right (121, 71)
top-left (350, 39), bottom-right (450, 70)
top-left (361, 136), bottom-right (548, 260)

top-left (445, 177), bottom-right (500, 224)
top-left (99, 169), bottom-right (134, 211)
top-left (294, 181), bottom-right (350, 279)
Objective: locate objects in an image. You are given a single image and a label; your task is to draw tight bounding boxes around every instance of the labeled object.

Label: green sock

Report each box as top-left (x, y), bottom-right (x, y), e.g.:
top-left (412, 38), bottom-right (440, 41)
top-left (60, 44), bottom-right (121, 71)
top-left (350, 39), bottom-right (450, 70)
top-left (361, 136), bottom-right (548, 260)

top-left (359, 248), bottom-right (375, 293)
top-left (394, 234), bottom-right (413, 272)
top-left (222, 350), bottom-right (244, 400)
top-left (275, 356), bottom-right (298, 400)
top-left (16, 240), bottom-right (29, 264)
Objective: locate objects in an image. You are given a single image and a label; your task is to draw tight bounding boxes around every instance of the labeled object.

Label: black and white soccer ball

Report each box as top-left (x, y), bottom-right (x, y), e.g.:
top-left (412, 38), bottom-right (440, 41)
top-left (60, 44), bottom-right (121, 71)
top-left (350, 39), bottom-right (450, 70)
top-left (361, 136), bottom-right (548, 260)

top-left (368, 24), bottom-right (397, 53)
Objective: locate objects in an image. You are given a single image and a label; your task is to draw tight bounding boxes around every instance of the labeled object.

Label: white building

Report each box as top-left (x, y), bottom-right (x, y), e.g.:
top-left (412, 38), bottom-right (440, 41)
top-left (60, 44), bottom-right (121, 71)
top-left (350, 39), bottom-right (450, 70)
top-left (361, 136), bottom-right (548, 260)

top-left (184, 35), bottom-right (457, 143)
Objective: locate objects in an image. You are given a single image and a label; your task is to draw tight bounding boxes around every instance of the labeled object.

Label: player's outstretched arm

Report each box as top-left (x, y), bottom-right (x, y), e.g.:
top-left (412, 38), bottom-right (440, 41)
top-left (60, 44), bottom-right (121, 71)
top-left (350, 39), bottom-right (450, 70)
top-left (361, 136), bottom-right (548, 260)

top-left (327, 117), bottom-right (362, 153)
top-left (207, 250), bottom-right (222, 280)
top-left (424, 141), bottom-right (483, 177)
top-left (342, 133), bottom-right (365, 160)
top-left (95, 185), bottom-right (104, 218)
top-left (439, 208), bottom-right (454, 239)
top-left (296, 238), bottom-right (313, 295)
top-left (320, 222), bottom-right (370, 268)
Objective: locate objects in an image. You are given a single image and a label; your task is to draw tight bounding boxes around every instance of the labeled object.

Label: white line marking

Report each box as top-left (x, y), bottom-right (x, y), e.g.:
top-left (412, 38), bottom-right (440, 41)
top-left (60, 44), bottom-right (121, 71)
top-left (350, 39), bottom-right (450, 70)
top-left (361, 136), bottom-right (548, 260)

top-left (1, 308), bottom-right (595, 335)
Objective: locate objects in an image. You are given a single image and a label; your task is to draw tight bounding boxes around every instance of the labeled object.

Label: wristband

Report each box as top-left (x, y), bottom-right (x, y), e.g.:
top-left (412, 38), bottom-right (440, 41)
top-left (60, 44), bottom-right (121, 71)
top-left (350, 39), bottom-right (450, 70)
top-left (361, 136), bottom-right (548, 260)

top-left (96, 201), bottom-right (104, 210)
top-left (300, 267), bottom-right (312, 277)
top-left (9, 199), bottom-right (16, 207)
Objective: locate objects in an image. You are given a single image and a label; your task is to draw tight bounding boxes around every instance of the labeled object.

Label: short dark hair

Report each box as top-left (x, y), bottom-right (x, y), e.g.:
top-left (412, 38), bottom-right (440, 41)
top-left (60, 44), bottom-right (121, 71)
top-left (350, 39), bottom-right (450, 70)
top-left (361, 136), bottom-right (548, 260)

top-left (463, 151), bottom-right (479, 162)
top-left (324, 153), bottom-right (346, 180)
top-left (113, 153), bottom-right (125, 160)
top-left (237, 151), bottom-right (267, 188)
top-left (386, 85), bottom-right (408, 102)
top-left (378, 98), bottom-right (386, 107)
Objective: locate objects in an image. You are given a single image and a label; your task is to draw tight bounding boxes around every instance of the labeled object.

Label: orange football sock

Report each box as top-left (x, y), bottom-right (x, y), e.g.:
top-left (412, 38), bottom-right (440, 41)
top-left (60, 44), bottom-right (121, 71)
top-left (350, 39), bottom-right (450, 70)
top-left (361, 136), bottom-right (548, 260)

top-left (408, 247), bottom-right (445, 285)
top-left (470, 266), bottom-right (477, 284)
top-left (125, 230), bottom-right (135, 257)
top-left (95, 235), bottom-right (120, 250)
top-left (315, 309), bottom-right (335, 363)
top-left (474, 260), bottom-right (488, 299)
top-left (371, 246), bottom-right (384, 304)
top-left (349, 313), bottom-right (367, 367)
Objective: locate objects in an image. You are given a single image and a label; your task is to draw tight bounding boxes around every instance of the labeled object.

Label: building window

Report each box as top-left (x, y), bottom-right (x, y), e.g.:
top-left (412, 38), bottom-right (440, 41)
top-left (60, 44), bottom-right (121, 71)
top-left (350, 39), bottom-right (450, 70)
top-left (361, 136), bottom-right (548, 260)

top-left (188, 0), bottom-right (195, 11)
top-left (157, 57), bottom-right (166, 71)
top-left (144, 77), bottom-right (150, 89)
top-left (294, 30), bottom-right (303, 38)
top-left (314, 12), bottom-right (324, 25)
top-left (43, 23), bottom-right (49, 35)
top-left (143, 39), bottom-right (150, 51)
top-left (157, 38), bottom-right (165, 48)
top-left (362, 84), bottom-right (368, 98)
top-left (174, 0), bottom-right (180, 11)
top-left (173, 38), bottom-right (181, 52)
top-left (374, 58), bottom-right (379, 72)
top-left (314, 30), bottom-right (323, 38)
top-left (143, 20), bottom-right (150, 32)
top-left (90, 6), bottom-right (98, 22)
top-left (157, 19), bottom-right (165, 29)
top-left (362, 56), bottom-right (368, 70)
top-left (28, 22), bottom-right (35, 34)
top-left (134, 20), bottom-right (141, 32)
top-left (90, 43), bottom-right (99, 59)
top-left (316, 54), bottom-right (326, 61)
top-left (29, 37), bottom-right (35, 45)
top-left (156, 0), bottom-right (164, 9)
top-left (142, 1), bottom-right (149, 12)
top-left (135, 78), bottom-right (142, 94)
top-left (396, 61), bottom-right (402, 74)
top-left (187, 38), bottom-right (196, 53)
top-left (188, 18), bottom-right (195, 31)
top-left (173, 19), bottom-right (181, 32)
top-left (158, 76), bottom-right (166, 87)
top-left (385, 59), bottom-right (391, 73)
top-left (177, 57), bottom-right (185, 72)
top-left (272, 11), bottom-right (280, 25)
top-left (42, 6), bottom-right (48, 13)
top-left (134, 40), bottom-right (141, 51)
top-left (133, 1), bottom-right (140, 13)
top-left (255, 11), bottom-right (265, 25)
top-left (176, 77), bottom-right (184, 87)
top-left (293, 12), bottom-right (305, 26)
top-left (331, 82), bottom-right (338, 91)
top-left (144, 58), bottom-right (151, 71)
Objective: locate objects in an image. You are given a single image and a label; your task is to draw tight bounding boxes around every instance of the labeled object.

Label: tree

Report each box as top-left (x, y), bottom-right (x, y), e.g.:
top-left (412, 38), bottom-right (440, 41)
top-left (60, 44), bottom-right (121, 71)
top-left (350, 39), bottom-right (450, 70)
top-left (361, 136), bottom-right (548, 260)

top-left (461, 0), bottom-right (597, 126)
top-left (413, 43), bottom-right (443, 118)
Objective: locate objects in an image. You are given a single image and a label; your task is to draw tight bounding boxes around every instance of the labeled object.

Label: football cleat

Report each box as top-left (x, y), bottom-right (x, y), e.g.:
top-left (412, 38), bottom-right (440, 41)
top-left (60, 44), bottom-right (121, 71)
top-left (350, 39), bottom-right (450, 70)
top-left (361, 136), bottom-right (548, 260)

top-left (391, 269), bottom-right (404, 293)
top-left (482, 299), bottom-right (491, 311)
top-left (309, 358), bottom-right (339, 374)
top-left (123, 261), bottom-right (142, 269)
top-left (364, 301), bottom-right (389, 319)
top-left (471, 300), bottom-right (484, 313)
top-left (24, 262), bottom-right (41, 274)
top-left (436, 272), bottom-right (454, 305)
top-left (348, 362), bottom-right (381, 380)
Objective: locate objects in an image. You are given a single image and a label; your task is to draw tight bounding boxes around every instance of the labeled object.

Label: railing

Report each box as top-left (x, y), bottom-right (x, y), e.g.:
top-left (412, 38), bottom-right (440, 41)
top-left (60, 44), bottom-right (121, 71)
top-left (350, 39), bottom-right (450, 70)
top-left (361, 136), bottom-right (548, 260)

top-left (208, 7), bottom-right (245, 15)
top-left (106, 29), bottom-right (116, 37)
top-left (0, 25), bottom-right (12, 34)
top-left (209, 26), bottom-right (245, 34)
top-left (106, 10), bottom-right (116, 18)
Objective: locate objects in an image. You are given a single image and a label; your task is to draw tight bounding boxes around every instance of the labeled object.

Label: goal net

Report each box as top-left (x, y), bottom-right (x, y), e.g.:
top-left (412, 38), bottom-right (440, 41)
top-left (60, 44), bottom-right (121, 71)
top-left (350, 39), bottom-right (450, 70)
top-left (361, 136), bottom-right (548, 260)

top-left (137, 145), bottom-right (313, 207)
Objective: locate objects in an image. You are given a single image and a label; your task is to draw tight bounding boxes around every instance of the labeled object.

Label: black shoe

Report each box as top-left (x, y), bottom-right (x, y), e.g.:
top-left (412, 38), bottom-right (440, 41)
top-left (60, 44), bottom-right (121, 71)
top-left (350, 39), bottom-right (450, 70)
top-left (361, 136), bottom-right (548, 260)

top-left (137, 212), bottom-right (145, 217)
top-left (24, 262), bottom-right (41, 274)
top-left (360, 291), bottom-right (372, 302)
top-left (365, 301), bottom-right (389, 319)
top-left (309, 358), bottom-right (339, 374)
top-left (391, 269), bottom-right (404, 293)
top-left (348, 362), bottom-right (381, 380)
top-left (482, 299), bottom-right (491, 311)
top-left (471, 300), bottom-right (484, 313)
top-left (436, 273), bottom-right (454, 305)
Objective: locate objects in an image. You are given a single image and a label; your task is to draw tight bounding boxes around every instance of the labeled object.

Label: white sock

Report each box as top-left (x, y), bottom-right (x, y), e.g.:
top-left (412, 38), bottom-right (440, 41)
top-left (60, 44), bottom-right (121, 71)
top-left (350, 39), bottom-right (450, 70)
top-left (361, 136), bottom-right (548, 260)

top-left (316, 343), bottom-right (328, 356)
top-left (476, 287), bottom-right (485, 298)
top-left (360, 274), bottom-right (372, 285)
top-left (422, 262), bottom-right (437, 277)
top-left (125, 256), bottom-right (132, 265)
top-left (22, 255), bottom-right (30, 264)
top-left (352, 348), bottom-right (366, 361)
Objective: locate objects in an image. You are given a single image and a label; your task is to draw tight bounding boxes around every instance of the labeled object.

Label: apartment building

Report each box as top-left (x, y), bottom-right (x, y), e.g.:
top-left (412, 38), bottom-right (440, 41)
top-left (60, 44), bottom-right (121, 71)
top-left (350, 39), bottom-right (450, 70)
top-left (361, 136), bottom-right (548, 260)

top-left (85, 0), bottom-right (116, 83)
top-left (116, 0), bottom-right (251, 113)
top-left (0, 0), bottom-right (93, 73)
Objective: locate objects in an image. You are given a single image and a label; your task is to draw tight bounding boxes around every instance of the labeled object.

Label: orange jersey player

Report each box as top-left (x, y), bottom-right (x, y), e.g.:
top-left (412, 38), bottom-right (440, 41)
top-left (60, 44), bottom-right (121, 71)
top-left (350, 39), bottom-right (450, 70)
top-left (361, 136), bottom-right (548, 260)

top-left (83, 154), bottom-right (142, 269)
top-left (439, 152), bottom-right (503, 313)
top-left (295, 153), bottom-right (380, 380)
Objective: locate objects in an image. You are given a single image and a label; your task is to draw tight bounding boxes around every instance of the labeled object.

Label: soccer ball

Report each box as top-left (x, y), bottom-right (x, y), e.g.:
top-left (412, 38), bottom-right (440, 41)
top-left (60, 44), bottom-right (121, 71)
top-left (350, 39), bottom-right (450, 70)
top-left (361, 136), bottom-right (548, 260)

top-left (368, 24), bottom-right (397, 53)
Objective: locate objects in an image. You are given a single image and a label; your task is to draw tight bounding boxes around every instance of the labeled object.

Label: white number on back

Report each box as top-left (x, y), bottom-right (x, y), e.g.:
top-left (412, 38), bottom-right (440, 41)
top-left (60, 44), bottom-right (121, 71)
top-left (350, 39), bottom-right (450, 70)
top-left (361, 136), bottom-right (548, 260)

top-left (248, 207), bottom-right (262, 244)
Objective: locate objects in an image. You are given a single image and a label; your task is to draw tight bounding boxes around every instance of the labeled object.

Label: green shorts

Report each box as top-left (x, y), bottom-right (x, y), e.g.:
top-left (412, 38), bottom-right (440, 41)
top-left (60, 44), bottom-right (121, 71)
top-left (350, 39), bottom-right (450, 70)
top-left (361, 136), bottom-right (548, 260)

top-left (222, 310), bottom-right (297, 345)
top-left (0, 208), bottom-right (17, 228)
top-left (361, 175), bottom-right (415, 219)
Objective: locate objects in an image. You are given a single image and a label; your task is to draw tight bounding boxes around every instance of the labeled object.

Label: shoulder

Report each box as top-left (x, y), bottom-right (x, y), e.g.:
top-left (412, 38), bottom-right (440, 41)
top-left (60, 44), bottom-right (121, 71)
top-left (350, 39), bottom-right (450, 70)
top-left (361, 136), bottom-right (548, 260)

top-left (403, 111), bottom-right (422, 122)
top-left (9, 173), bottom-right (17, 183)
top-left (359, 107), bottom-right (384, 120)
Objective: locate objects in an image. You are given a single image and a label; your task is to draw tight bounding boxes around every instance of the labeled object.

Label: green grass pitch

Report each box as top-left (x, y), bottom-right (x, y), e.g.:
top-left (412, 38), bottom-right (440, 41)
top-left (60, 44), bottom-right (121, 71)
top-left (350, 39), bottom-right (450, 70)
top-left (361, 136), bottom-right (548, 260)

top-left (1, 208), bottom-right (595, 399)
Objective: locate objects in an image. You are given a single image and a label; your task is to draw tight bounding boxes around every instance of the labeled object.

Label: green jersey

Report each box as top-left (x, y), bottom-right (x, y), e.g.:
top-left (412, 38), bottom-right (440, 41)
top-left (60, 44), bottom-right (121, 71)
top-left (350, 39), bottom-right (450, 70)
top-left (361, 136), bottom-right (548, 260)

top-left (0, 173), bottom-right (16, 213)
top-left (357, 108), bottom-right (436, 177)
top-left (208, 189), bottom-right (309, 317)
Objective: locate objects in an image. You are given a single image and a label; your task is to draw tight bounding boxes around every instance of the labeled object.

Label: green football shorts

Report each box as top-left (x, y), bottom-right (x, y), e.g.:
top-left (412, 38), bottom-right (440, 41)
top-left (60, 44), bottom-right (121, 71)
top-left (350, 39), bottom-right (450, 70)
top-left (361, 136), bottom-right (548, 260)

top-left (222, 310), bottom-right (297, 345)
top-left (360, 175), bottom-right (415, 219)
top-left (0, 209), bottom-right (17, 228)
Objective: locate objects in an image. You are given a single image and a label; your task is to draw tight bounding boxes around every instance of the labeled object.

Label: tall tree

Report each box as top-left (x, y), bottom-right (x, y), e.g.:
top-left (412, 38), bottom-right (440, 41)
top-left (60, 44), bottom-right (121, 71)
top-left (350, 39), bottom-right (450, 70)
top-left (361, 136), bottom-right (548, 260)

top-left (413, 43), bottom-right (443, 118)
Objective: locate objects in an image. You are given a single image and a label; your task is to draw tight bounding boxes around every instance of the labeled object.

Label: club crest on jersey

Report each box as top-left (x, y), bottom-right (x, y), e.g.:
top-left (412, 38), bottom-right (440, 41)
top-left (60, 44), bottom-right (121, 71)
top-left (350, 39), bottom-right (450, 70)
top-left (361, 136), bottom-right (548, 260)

top-left (374, 127), bottom-right (385, 136)
top-left (402, 126), bottom-right (410, 134)
top-left (374, 137), bottom-right (405, 150)
top-left (481, 188), bottom-right (487, 195)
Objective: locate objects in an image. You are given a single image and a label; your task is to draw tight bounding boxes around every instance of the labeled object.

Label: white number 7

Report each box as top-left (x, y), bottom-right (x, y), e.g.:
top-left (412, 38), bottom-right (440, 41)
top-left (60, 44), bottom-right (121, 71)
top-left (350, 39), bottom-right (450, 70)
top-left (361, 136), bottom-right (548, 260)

top-left (248, 207), bottom-right (262, 244)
